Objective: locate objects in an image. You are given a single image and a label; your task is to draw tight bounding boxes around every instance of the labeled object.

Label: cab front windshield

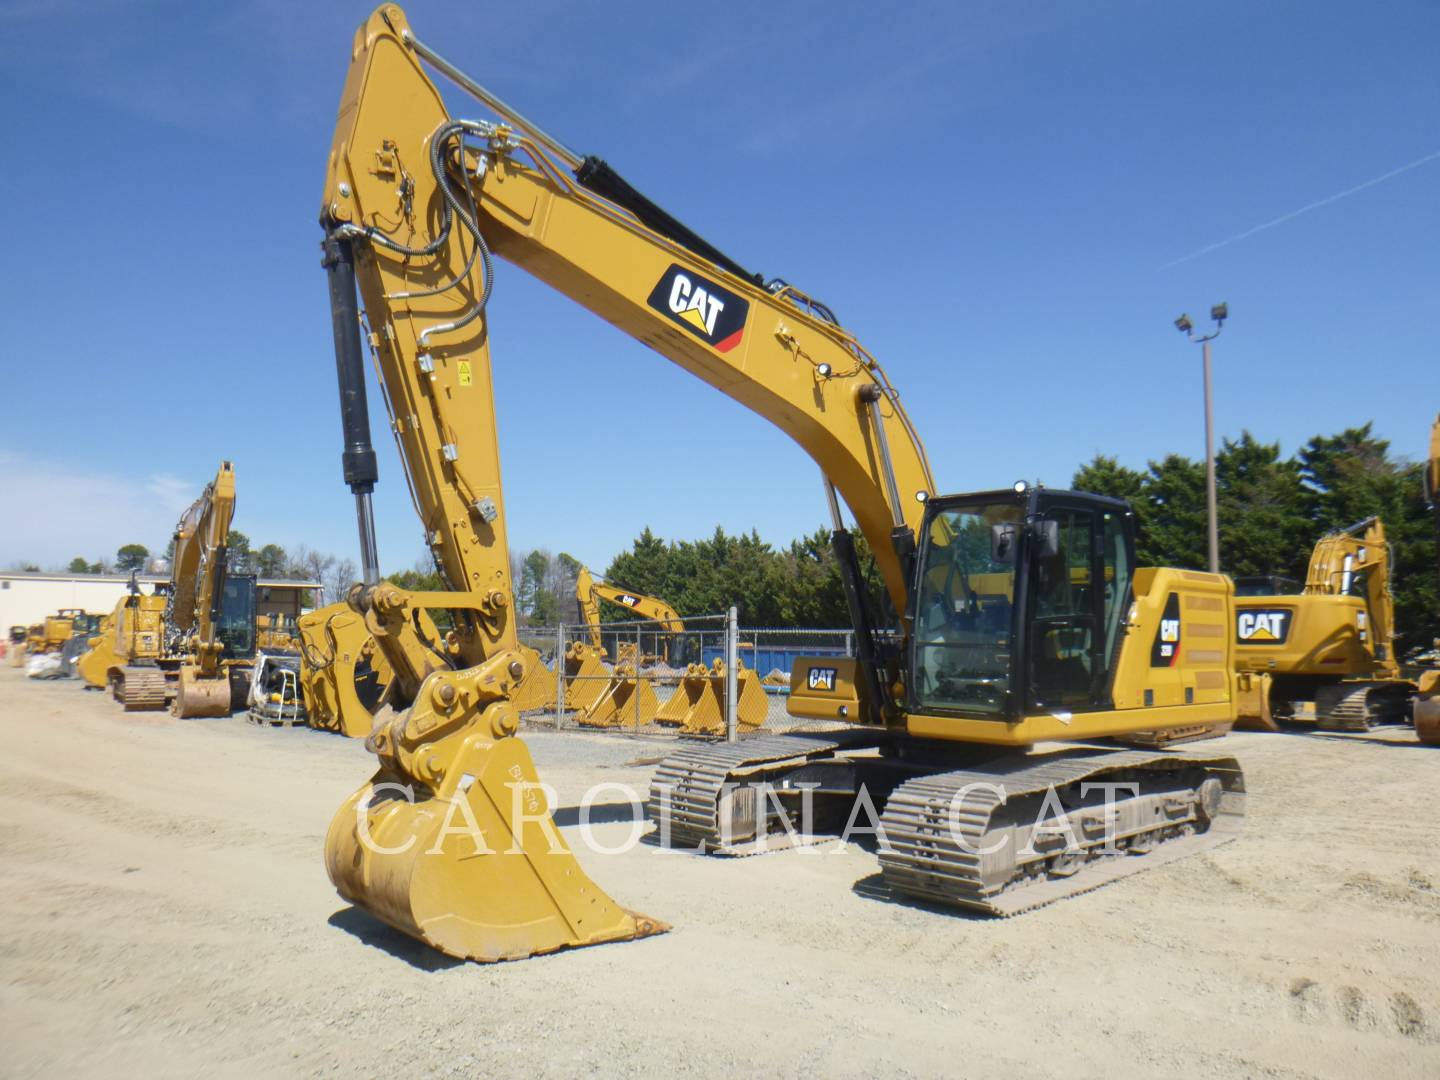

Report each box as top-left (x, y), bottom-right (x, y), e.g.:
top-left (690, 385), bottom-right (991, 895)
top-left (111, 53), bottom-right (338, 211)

top-left (911, 501), bottom-right (1022, 715)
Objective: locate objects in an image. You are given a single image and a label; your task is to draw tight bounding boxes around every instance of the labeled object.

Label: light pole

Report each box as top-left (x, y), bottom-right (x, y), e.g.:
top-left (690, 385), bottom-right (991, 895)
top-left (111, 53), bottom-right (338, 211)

top-left (1173, 303), bottom-right (1227, 574)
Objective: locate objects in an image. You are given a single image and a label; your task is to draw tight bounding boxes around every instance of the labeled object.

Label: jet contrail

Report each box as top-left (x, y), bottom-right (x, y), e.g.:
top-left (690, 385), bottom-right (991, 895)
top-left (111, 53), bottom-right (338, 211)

top-left (1160, 148), bottom-right (1440, 269)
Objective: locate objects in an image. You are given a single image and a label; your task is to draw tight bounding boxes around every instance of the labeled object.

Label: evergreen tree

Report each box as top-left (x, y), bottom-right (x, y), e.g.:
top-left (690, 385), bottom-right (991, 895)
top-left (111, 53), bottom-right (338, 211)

top-left (1215, 433), bottom-right (1311, 578)
top-left (115, 544), bottom-right (150, 573)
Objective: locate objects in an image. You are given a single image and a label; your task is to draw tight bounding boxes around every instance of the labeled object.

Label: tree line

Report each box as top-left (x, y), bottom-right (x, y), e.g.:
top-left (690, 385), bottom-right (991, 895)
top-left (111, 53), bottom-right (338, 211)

top-left (514, 422), bottom-right (1437, 658)
top-left (53, 533), bottom-right (358, 608)
top-left (1073, 423), bottom-right (1436, 658)
top-left (26, 421), bottom-right (1435, 656)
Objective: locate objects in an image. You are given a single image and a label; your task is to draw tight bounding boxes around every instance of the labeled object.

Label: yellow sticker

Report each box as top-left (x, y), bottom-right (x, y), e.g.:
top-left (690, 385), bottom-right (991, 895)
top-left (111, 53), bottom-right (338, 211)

top-left (457, 361), bottom-right (473, 387)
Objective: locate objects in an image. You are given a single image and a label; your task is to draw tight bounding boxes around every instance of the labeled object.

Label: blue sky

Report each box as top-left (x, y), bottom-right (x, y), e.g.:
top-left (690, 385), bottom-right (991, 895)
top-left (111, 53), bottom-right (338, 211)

top-left (1, 0), bottom-right (1435, 574)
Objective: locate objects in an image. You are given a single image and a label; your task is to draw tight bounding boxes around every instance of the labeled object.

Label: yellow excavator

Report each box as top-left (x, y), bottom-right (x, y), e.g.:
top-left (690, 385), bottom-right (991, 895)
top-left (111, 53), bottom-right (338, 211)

top-left (564, 566), bottom-right (675, 723)
top-left (1414, 415), bottom-right (1440, 744)
top-left (1233, 517), bottom-right (1420, 731)
top-left (316, 5), bottom-right (1247, 963)
top-left (77, 462), bottom-right (256, 715)
top-left (25, 609), bottom-right (103, 655)
top-left (567, 565), bottom-right (746, 729)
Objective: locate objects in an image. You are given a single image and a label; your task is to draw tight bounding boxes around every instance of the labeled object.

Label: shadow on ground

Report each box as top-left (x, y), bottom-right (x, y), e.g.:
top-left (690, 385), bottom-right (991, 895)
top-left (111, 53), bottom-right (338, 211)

top-left (849, 872), bottom-right (992, 920)
top-left (328, 907), bottom-right (464, 971)
top-left (552, 800), bottom-right (646, 827)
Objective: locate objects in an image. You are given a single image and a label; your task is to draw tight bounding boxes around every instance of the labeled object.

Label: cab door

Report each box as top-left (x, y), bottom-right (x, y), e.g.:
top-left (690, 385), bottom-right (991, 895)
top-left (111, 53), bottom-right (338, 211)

top-left (1026, 498), bottom-right (1132, 712)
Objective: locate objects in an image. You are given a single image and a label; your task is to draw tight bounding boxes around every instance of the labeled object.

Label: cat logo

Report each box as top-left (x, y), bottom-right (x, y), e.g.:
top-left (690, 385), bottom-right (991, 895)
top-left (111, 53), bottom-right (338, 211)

top-left (1236, 609), bottom-right (1291, 644)
top-left (646, 264), bottom-right (749, 353)
top-left (615, 594), bottom-right (641, 608)
top-left (807, 666), bottom-right (838, 692)
top-left (1160, 619), bottom-right (1180, 642)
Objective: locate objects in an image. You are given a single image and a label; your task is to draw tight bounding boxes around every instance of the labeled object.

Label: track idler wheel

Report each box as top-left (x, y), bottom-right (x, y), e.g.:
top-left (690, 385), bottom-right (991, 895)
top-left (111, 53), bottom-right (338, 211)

top-left (325, 727), bottom-right (667, 962)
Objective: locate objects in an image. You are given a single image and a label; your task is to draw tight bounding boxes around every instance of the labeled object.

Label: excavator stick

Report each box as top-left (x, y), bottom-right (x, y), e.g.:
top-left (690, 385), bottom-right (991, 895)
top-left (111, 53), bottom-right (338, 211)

top-left (325, 724), bottom-right (667, 961)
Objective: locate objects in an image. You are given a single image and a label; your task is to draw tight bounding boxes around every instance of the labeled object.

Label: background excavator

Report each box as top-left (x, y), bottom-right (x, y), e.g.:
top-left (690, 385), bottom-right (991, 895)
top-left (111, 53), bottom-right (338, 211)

top-left (1414, 414), bottom-right (1440, 743)
top-left (77, 462), bottom-right (257, 715)
top-left (316, 5), bottom-right (1247, 964)
top-left (1233, 517), bottom-right (1421, 731)
top-left (563, 565), bottom-right (684, 720)
top-left (25, 609), bottom-right (103, 656)
top-left (564, 565), bottom-right (762, 730)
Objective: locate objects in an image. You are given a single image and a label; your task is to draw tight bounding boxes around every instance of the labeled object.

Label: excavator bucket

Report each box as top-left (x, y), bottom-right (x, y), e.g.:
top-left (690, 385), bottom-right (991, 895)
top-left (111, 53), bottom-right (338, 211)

top-left (563, 643), bottom-right (609, 713)
top-left (173, 664), bottom-right (235, 718)
top-left (325, 731), bottom-right (666, 961)
top-left (1415, 670), bottom-right (1440, 746)
top-left (657, 660), bottom-right (769, 736)
top-left (580, 665), bottom-right (660, 728)
top-left (509, 644), bottom-right (557, 713)
top-left (655, 662), bottom-right (707, 727)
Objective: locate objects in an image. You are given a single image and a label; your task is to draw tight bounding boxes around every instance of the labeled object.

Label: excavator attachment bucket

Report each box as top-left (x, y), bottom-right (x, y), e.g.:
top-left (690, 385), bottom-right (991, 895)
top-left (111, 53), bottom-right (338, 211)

top-left (656, 660), bottom-right (768, 736)
top-left (1415, 670), bottom-right (1440, 746)
top-left (325, 731), bottom-right (667, 961)
top-left (563, 643), bottom-right (609, 713)
top-left (579, 666), bottom-right (660, 728)
top-left (173, 664), bottom-right (234, 718)
top-left (655, 662), bottom-right (707, 727)
top-left (509, 644), bottom-right (557, 713)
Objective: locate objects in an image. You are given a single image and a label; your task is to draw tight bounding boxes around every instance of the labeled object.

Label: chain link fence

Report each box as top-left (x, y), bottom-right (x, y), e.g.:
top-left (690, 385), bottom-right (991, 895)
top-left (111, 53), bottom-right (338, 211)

top-left (516, 610), bottom-right (855, 741)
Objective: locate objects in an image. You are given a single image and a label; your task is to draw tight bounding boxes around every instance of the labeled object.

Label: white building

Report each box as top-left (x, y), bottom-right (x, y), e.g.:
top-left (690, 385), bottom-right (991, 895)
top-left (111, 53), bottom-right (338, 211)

top-left (0, 571), bottom-right (323, 632)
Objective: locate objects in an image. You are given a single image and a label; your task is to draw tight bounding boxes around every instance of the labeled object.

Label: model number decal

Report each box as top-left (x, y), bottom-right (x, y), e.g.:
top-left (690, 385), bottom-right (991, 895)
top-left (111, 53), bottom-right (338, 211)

top-left (1150, 593), bottom-right (1182, 667)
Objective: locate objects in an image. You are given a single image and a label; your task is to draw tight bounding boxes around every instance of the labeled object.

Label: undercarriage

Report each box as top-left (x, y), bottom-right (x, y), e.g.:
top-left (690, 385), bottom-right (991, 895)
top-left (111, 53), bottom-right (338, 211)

top-left (648, 733), bottom-right (1245, 915)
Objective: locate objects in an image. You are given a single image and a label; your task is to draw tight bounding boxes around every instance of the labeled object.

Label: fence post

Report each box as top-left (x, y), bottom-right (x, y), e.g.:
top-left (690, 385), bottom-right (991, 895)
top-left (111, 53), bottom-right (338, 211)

top-left (554, 621), bottom-right (565, 730)
top-left (725, 606), bottom-right (739, 743)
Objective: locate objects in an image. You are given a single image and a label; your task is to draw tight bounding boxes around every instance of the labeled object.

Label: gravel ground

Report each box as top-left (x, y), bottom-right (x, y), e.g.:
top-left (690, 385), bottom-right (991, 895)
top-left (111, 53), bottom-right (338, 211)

top-left (1, 663), bottom-right (1437, 1078)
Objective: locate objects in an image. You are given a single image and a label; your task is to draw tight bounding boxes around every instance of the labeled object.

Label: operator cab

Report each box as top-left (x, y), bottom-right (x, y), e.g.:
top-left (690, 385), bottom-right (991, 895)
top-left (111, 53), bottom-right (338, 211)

top-left (908, 487), bottom-right (1135, 722)
top-left (215, 573), bottom-right (258, 660)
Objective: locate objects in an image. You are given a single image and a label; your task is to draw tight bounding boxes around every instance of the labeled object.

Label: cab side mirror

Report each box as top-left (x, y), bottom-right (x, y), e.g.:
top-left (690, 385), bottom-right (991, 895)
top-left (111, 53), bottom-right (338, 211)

top-left (991, 523), bottom-right (1019, 563)
top-left (1031, 519), bottom-right (1060, 559)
